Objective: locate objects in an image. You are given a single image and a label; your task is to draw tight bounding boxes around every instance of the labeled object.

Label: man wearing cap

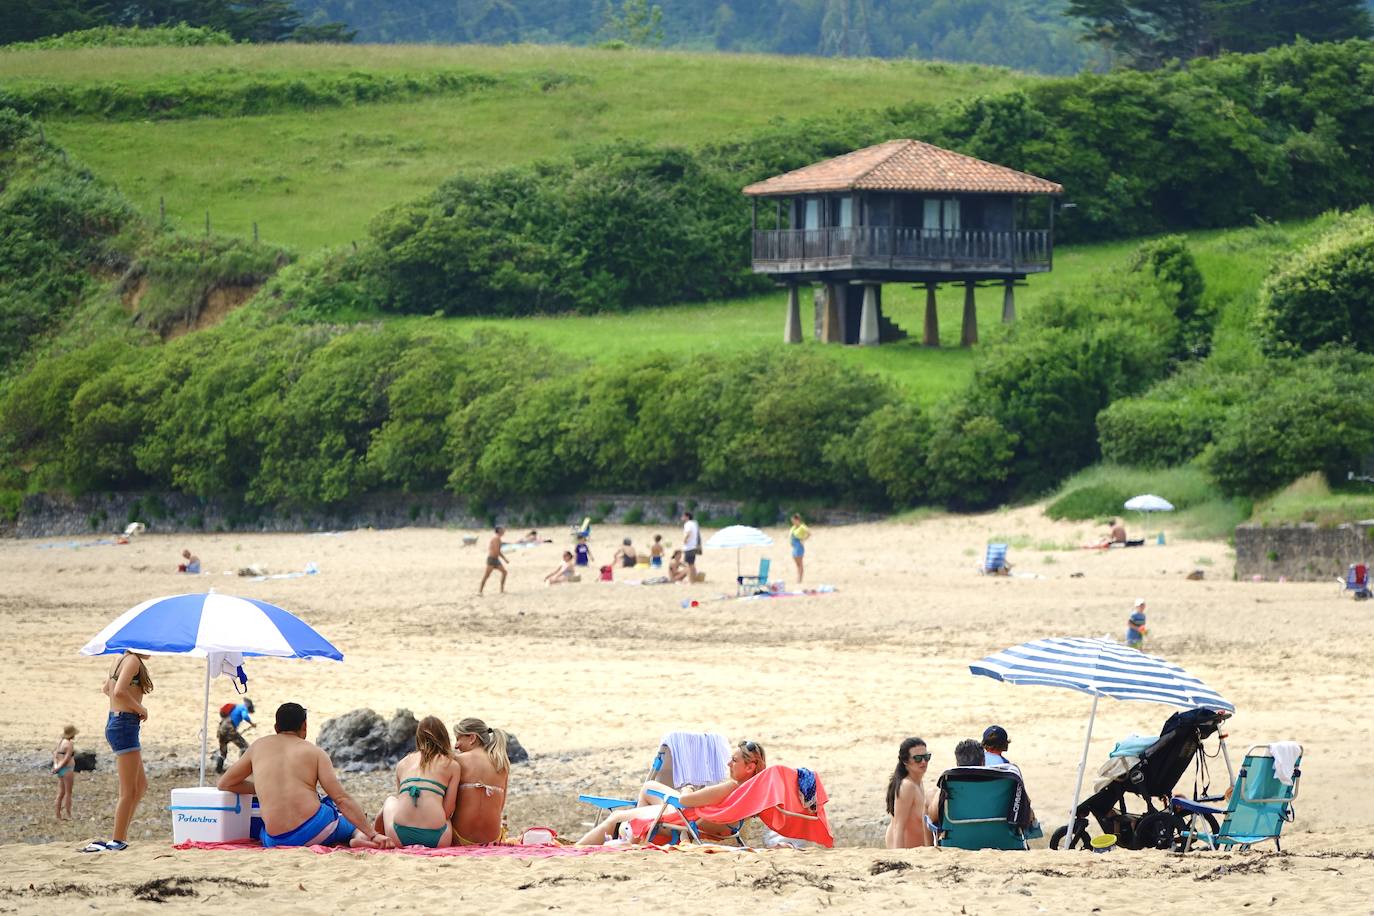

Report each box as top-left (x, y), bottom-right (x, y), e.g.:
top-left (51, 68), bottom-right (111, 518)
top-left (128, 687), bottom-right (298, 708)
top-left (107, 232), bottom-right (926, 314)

top-left (982, 725), bottom-right (1020, 775)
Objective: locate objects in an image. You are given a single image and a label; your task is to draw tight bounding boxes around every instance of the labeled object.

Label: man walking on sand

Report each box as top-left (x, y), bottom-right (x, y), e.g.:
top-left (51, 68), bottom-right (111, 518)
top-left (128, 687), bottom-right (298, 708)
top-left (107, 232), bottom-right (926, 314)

top-left (217, 702), bottom-right (393, 849)
top-left (681, 512), bottom-right (701, 582)
top-left (480, 525), bottom-right (509, 595)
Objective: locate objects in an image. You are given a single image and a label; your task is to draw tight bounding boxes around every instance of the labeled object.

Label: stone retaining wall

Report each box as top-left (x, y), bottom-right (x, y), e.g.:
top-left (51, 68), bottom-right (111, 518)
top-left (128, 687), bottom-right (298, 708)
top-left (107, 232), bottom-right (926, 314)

top-left (4, 490), bottom-right (880, 539)
top-left (1234, 520), bottom-right (1374, 581)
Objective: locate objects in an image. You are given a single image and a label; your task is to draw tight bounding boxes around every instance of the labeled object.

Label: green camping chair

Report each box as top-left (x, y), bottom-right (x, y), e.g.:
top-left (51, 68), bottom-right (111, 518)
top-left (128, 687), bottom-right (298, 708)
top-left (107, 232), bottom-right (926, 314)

top-left (935, 768), bottom-right (1030, 850)
top-left (737, 558), bottom-right (771, 596)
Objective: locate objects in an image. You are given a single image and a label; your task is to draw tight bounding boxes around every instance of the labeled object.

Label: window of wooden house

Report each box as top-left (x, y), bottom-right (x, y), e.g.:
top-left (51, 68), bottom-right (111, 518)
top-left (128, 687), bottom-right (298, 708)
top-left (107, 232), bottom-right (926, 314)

top-left (830, 195), bottom-right (854, 228)
top-left (867, 195), bottom-right (893, 227)
top-left (922, 198), bottom-right (961, 236)
top-left (804, 198), bottom-right (822, 231)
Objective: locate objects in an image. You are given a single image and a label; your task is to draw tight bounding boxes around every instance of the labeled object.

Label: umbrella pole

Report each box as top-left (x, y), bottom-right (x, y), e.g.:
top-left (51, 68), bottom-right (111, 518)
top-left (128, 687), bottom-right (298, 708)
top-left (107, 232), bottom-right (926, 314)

top-left (199, 658), bottom-right (211, 787)
top-left (1065, 693), bottom-right (1100, 849)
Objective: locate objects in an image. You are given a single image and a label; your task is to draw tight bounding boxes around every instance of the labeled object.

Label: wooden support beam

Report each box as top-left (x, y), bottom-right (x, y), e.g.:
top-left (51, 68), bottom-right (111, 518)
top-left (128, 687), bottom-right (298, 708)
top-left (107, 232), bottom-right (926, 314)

top-left (923, 282), bottom-right (940, 348)
top-left (960, 281), bottom-right (978, 347)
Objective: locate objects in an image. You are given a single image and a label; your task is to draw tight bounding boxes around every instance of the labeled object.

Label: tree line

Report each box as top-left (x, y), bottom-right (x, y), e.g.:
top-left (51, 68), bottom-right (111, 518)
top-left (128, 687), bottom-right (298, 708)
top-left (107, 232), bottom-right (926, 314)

top-left (2, 0), bottom-right (353, 46)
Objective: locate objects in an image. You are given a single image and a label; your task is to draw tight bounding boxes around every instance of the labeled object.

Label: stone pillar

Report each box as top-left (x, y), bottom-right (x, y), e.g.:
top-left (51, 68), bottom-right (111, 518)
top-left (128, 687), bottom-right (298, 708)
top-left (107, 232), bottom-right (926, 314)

top-left (783, 284), bottom-right (802, 343)
top-left (859, 283), bottom-right (880, 346)
top-left (1002, 279), bottom-right (1016, 323)
top-left (923, 282), bottom-right (940, 348)
top-left (960, 281), bottom-right (978, 347)
top-left (820, 283), bottom-right (843, 343)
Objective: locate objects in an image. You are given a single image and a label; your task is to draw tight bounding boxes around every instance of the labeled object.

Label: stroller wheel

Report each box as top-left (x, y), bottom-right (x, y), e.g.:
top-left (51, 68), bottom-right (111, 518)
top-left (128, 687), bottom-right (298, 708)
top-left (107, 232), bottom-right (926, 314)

top-left (1135, 811), bottom-right (1186, 850)
top-left (1049, 824), bottom-right (1089, 850)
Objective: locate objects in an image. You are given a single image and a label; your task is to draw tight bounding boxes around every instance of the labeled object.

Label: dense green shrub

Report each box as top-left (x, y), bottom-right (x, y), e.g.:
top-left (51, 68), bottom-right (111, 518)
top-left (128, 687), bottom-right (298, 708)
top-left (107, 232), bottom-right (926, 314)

top-left (1254, 211), bottom-right (1374, 356)
top-left (1096, 398), bottom-right (1224, 468)
top-left (1128, 234), bottom-right (1211, 358)
top-left (924, 407), bottom-right (1018, 508)
top-left (1202, 349), bottom-right (1374, 496)
top-left (823, 402), bottom-right (933, 505)
top-left (3, 24), bottom-right (235, 50)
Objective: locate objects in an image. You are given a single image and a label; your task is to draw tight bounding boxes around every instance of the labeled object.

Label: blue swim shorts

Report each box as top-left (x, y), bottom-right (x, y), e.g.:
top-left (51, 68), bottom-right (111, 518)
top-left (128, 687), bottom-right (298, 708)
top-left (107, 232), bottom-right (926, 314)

top-left (105, 711), bottom-right (141, 756)
top-left (262, 797), bottom-right (358, 848)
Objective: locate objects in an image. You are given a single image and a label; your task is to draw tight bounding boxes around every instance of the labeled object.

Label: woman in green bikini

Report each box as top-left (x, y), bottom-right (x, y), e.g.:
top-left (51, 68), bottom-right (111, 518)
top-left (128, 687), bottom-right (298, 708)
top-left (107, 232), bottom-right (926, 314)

top-left (377, 716), bottom-right (460, 848)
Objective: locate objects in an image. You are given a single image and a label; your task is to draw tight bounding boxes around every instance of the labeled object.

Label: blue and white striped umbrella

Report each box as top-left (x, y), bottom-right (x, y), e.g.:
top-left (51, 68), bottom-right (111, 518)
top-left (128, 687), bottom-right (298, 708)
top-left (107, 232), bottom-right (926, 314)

top-left (81, 592), bottom-right (341, 785)
top-left (970, 637), bottom-right (1233, 846)
top-left (80, 592), bottom-right (342, 662)
top-left (970, 636), bottom-right (1232, 711)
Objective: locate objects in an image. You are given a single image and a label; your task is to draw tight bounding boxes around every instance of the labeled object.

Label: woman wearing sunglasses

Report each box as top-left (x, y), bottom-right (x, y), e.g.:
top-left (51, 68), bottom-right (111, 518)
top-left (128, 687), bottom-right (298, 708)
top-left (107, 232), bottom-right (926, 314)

top-left (577, 740), bottom-right (766, 845)
top-left (885, 737), bottom-right (933, 848)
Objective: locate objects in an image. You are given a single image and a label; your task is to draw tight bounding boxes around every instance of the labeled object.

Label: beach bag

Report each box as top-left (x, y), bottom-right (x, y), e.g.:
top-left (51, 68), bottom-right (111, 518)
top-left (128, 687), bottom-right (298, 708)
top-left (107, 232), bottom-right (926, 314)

top-left (599, 564), bottom-right (614, 581)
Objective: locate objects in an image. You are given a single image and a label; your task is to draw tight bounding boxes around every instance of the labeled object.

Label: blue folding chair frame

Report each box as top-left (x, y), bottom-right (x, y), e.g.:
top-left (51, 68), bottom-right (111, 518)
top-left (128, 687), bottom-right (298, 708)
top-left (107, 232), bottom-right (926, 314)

top-left (1176, 745), bottom-right (1301, 852)
top-left (737, 558), bottom-right (771, 595)
top-left (983, 543), bottom-right (1009, 575)
top-left (936, 772), bottom-right (1030, 851)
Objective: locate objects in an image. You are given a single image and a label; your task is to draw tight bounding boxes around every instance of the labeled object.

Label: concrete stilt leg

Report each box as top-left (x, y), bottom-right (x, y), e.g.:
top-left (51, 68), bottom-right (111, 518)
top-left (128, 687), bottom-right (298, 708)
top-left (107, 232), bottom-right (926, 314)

top-left (859, 283), bottom-right (879, 346)
top-left (1002, 280), bottom-right (1016, 323)
top-left (784, 285), bottom-right (802, 343)
top-left (821, 284), bottom-right (842, 343)
top-left (960, 281), bottom-right (978, 347)
top-left (923, 283), bottom-right (940, 347)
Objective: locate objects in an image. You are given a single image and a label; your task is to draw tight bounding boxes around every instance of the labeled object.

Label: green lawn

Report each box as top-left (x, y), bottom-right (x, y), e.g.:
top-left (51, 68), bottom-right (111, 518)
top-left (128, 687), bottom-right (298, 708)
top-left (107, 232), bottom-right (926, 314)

top-left (371, 218), bottom-right (1318, 406)
top-left (12, 44), bottom-right (1037, 252)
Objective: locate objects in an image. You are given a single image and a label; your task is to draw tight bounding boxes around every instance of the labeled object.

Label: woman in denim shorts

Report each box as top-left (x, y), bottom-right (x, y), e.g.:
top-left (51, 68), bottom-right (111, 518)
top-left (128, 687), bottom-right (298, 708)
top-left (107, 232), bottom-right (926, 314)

top-left (82, 651), bottom-right (153, 853)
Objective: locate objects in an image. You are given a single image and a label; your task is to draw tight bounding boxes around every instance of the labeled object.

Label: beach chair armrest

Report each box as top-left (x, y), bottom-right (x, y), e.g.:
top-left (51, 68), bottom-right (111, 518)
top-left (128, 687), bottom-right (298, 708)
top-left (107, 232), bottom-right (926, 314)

top-left (578, 794), bottom-right (637, 811)
top-left (772, 804), bottom-right (820, 821)
top-left (942, 814), bottom-right (1010, 826)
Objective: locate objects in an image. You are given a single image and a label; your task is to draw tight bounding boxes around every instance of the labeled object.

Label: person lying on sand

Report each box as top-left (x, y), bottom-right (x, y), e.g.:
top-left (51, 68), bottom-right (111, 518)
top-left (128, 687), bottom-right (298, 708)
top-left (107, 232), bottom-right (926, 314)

top-left (577, 740), bottom-right (767, 845)
top-left (375, 716), bottom-right (460, 848)
top-left (885, 737), bottom-right (932, 848)
top-left (217, 702), bottom-right (393, 849)
top-left (451, 718), bottom-right (512, 845)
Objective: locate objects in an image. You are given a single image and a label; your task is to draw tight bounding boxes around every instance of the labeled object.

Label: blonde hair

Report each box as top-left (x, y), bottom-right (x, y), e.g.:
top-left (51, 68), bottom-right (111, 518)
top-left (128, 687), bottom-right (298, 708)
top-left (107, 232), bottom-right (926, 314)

top-left (63, 725), bottom-right (78, 738)
top-left (415, 716), bottom-right (453, 770)
top-left (457, 717), bottom-right (510, 773)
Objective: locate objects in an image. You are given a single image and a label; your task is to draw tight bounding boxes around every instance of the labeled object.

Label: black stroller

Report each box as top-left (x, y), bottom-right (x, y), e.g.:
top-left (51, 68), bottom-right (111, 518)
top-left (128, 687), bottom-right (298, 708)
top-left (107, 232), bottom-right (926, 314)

top-left (1051, 707), bottom-right (1233, 850)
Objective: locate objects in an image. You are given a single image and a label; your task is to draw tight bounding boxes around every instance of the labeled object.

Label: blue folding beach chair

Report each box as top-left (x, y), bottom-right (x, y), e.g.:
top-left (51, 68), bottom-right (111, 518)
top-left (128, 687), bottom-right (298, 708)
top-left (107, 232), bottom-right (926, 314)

top-left (982, 543), bottom-right (1009, 575)
top-left (1338, 563), bottom-right (1369, 596)
top-left (935, 768), bottom-right (1031, 850)
top-left (1174, 743), bottom-right (1302, 852)
top-left (737, 558), bottom-right (771, 596)
top-left (578, 732), bottom-right (729, 830)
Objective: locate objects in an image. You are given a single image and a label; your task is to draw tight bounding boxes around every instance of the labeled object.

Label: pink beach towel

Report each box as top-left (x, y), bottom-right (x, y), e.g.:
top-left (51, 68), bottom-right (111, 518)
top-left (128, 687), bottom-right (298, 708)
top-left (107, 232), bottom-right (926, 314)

top-left (631, 765), bottom-right (834, 848)
top-left (174, 840), bottom-right (646, 858)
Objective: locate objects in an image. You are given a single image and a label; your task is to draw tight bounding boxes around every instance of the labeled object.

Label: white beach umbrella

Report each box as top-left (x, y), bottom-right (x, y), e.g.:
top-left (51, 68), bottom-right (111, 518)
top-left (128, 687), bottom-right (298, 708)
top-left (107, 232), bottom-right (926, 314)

top-left (970, 637), bottom-right (1232, 848)
top-left (1124, 494), bottom-right (1174, 512)
top-left (704, 525), bottom-right (773, 576)
top-left (81, 591), bottom-right (343, 785)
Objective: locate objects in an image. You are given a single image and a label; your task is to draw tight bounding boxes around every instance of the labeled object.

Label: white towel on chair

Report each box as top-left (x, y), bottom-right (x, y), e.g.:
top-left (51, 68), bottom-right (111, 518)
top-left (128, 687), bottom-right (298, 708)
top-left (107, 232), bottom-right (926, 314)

top-left (660, 731), bottom-right (729, 788)
top-left (1269, 741), bottom-right (1301, 786)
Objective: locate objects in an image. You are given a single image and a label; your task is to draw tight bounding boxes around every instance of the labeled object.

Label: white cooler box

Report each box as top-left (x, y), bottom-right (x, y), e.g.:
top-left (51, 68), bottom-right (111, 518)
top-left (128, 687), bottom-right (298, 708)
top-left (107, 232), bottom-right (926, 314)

top-left (169, 788), bottom-right (252, 843)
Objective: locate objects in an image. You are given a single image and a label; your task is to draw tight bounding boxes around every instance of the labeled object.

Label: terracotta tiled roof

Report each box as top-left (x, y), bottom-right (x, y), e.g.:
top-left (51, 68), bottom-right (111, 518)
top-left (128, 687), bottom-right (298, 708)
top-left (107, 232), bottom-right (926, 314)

top-left (742, 139), bottom-right (1063, 197)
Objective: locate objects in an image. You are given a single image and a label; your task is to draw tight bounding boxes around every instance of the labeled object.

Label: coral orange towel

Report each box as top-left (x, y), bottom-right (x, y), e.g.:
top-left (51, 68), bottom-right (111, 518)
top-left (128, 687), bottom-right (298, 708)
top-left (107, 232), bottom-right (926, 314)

top-left (633, 765), bottom-right (834, 848)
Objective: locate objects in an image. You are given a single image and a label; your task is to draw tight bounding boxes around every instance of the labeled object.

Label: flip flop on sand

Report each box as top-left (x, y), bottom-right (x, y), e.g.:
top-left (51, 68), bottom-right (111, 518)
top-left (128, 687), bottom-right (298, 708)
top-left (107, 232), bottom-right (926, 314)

top-left (79, 840), bottom-right (128, 853)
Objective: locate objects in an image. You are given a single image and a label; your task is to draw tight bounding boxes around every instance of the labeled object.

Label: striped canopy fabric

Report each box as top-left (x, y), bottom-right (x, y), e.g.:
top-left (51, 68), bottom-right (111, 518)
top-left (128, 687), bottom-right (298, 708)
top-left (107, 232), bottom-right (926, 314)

top-left (970, 637), bottom-right (1232, 712)
top-left (80, 592), bottom-right (342, 661)
top-left (704, 525), bottom-right (774, 550)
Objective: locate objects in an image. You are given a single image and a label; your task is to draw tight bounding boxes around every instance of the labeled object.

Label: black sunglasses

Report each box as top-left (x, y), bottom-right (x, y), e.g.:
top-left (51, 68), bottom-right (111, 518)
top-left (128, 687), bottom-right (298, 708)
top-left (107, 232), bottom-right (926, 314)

top-left (907, 753), bottom-right (932, 763)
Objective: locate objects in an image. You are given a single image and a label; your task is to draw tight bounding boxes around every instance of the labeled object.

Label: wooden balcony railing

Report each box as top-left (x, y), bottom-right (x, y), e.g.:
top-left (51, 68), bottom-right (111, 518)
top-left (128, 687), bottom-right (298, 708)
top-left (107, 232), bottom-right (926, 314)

top-left (751, 227), bottom-right (1052, 268)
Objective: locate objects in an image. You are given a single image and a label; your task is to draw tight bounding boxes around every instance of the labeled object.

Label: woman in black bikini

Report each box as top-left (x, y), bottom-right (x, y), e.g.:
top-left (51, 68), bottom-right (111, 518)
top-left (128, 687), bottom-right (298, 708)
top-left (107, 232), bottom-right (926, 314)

top-left (84, 650), bottom-right (152, 852)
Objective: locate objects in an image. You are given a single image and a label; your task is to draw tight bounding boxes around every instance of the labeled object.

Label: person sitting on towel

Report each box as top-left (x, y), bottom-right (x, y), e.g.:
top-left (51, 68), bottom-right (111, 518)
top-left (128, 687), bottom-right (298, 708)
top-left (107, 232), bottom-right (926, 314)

top-left (217, 702), bottom-right (393, 849)
top-left (612, 538), bottom-right (638, 569)
top-left (576, 740), bottom-right (767, 845)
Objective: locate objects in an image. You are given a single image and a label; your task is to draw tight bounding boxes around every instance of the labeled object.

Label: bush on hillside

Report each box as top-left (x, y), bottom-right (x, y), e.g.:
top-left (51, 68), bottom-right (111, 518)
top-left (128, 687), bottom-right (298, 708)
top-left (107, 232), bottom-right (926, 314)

top-left (1202, 349), bottom-right (1374, 496)
top-left (1128, 234), bottom-right (1211, 358)
top-left (1254, 211), bottom-right (1374, 356)
top-left (1044, 483), bottom-right (1123, 521)
top-left (125, 234), bottom-right (289, 335)
top-left (1096, 398), bottom-right (1224, 468)
top-left (3, 24), bottom-right (235, 50)
top-left (823, 402), bottom-right (934, 505)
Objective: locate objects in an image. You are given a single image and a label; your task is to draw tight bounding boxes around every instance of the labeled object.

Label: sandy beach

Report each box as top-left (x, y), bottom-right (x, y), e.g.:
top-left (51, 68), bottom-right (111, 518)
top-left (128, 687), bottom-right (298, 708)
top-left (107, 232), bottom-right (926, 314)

top-left (2, 507), bottom-right (1371, 913)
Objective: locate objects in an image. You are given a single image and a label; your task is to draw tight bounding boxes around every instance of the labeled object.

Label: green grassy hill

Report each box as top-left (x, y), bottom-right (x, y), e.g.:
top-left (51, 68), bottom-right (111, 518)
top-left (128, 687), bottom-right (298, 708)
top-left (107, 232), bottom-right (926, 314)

top-left (1, 44), bottom-right (1036, 251)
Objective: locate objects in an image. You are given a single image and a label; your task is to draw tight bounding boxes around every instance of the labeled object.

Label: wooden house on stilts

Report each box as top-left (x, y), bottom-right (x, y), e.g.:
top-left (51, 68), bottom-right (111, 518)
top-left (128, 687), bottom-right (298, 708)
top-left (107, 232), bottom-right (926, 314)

top-left (743, 140), bottom-right (1064, 346)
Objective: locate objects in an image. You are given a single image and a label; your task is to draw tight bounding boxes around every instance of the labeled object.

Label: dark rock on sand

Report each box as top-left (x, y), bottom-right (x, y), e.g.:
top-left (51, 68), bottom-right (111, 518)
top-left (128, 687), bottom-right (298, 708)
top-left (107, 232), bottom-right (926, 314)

top-left (506, 733), bottom-right (529, 764)
top-left (74, 750), bottom-right (96, 772)
top-left (318, 708), bottom-right (418, 772)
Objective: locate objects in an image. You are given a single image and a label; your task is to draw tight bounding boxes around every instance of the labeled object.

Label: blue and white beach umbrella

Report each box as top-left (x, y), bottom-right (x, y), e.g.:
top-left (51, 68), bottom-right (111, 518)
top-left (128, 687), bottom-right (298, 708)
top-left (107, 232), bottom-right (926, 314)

top-left (81, 591), bottom-right (342, 785)
top-left (970, 637), bottom-right (1233, 846)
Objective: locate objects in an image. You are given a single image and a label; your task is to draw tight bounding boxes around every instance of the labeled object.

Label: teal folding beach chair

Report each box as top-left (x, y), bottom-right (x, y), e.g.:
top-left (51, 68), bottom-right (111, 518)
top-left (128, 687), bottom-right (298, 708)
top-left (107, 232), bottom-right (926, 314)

top-left (935, 769), bottom-right (1030, 850)
top-left (1175, 744), bottom-right (1302, 852)
top-left (737, 558), bottom-right (771, 595)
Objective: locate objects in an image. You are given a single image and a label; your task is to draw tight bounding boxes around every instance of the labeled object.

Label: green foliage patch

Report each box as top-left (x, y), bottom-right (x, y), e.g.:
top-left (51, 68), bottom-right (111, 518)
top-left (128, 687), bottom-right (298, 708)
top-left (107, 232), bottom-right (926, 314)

top-left (2, 24), bottom-right (235, 51)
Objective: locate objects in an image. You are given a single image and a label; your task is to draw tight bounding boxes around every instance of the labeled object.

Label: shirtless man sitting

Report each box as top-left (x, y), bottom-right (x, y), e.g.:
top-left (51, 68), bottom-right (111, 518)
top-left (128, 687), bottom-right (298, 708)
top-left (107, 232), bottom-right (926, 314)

top-left (217, 702), bottom-right (393, 849)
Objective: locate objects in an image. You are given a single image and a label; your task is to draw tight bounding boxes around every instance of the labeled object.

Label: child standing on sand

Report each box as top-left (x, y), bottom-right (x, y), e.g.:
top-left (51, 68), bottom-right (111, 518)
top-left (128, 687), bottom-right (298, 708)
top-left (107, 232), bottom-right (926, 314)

top-left (1127, 598), bottom-right (1148, 649)
top-left (53, 725), bottom-right (76, 820)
